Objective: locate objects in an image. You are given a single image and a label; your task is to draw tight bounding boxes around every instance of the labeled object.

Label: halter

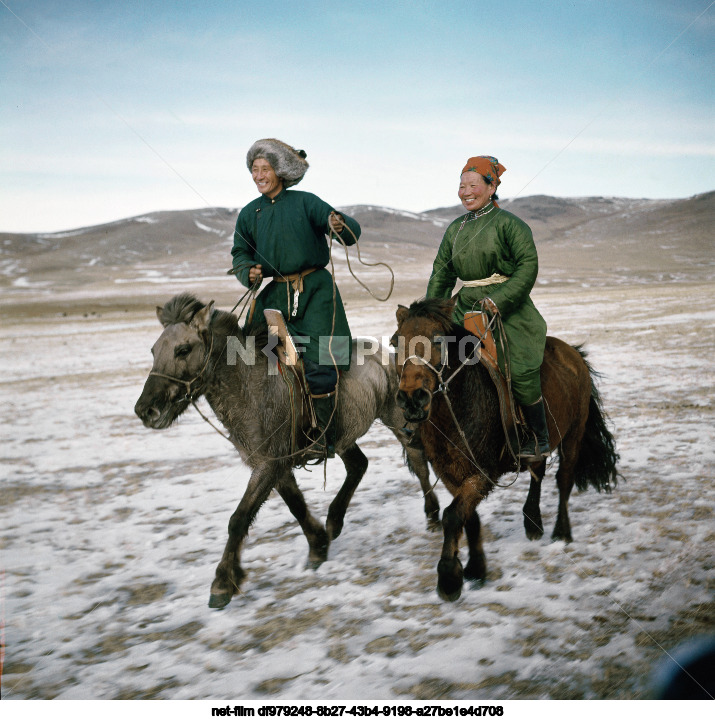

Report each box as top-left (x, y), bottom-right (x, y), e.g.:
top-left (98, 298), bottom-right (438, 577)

top-left (400, 345), bottom-right (486, 475)
top-left (399, 314), bottom-right (520, 486)
top-left (149, 333), bottom-right (215, 404)
top-left (401, 332), bottom-right (481, 396)
top-left (402, 354), bottom-right (447, 392)
top-left (148, 333), bottom-right (239, 441)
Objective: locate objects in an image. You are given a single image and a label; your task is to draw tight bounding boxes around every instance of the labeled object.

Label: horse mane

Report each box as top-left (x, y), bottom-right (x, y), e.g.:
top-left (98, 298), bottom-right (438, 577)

top-left (160, 293), bottom-right (240, 337)
top-left (159, 293), bottom-right (206, 325)
top-left (405, 297), bottom-right (484, 369)
top-left (405, 297), bottom-right (457, 334)
top-left (160, 292), bottom-right (272, 345)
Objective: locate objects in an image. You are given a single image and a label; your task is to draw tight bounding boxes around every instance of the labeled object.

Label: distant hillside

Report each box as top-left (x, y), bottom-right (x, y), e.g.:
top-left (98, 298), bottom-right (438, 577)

top-left (2, 193), bottom-right (713, 300)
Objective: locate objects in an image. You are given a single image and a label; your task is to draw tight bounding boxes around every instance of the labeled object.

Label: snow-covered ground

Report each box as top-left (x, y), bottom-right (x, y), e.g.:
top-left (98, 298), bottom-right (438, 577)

top-left (1, 280), bottom-right (713, 700)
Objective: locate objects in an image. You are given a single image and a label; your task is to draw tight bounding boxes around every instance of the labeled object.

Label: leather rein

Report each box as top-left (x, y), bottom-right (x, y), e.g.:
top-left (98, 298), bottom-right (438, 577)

top-left (402, 345), bottom-right (488, 476)
top-left (399, 310), bottom-right (520, 485)
top-left (148, 334), bottom-right (233, 440)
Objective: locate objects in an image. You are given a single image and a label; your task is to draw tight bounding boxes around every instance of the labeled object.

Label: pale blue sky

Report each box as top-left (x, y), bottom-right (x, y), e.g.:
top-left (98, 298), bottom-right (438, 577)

top-left (2, 0), bottom-right (713, 232)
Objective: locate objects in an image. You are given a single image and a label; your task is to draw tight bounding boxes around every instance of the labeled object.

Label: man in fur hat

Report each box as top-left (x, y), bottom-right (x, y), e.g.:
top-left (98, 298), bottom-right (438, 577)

top-left (231, 138), bottom-right (362, 459)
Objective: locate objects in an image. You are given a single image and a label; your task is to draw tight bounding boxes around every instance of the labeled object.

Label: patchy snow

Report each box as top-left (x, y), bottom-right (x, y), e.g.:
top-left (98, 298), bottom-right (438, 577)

top-left (194, 220), bottom-right (226, 236)
top-left (10, 277), bottom-right (52, 288)
top-left (36, 228), bottom-right (91, 239)
top-left (1, 282), bottom-right (713, 702)
top-left (114, 274), bottom-right (229, 284)
top-left (340, 206), bottom-right (447, 228)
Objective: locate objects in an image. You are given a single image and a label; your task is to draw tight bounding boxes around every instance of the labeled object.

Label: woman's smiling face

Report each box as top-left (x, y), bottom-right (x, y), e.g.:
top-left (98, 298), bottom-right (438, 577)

top-left (458, 171), bottom-right (496, 211)
top-left (251, 158), bottom-right (283, 198)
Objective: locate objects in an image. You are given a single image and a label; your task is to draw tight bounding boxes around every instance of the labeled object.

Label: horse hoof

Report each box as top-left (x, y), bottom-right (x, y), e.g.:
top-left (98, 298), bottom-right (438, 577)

top-left (463, 561), bottom-right (487, 583)
top-left (437, 557), bottom-right (463, 602)
top-left (426, 514), bottom-right (442, 532)
top-left (437, 583), bottom-right (462, 602)
top-left (551, 523), bottom-right (573, 543)
top-left (525, 526), bottom-right (544, 541)
top-left (305, 557), bottom-right (325, 571)
top-left (208, 592), bottom-right (232, 609)
top-left (326, 520), bottom-right (343, 541)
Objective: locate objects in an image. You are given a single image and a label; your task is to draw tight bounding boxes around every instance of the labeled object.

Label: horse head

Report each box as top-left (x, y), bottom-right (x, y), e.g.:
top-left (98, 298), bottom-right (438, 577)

top-left (134, 294), bottom-right (215, 429)
top-left (393, 297), bottom-right (456, 423)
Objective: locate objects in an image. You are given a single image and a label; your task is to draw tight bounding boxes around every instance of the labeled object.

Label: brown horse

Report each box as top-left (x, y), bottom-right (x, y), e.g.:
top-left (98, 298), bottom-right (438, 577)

top-left (393, 297), bottom-right (619, 601)
top-left (134, 294), bottom-right (439, 609)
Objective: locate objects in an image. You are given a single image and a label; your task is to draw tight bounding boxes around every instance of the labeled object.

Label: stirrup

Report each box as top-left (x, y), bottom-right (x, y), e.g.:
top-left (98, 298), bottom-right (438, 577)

top-left (303, 435), bottom-right (334, 461)
top-left (519, 437), bottom-right (548, 463)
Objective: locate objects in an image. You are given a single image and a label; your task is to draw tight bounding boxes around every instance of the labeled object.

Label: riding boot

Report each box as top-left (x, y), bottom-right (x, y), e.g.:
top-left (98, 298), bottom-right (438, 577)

top-left (520, 397), bottom-right (551, 462)
top-left (309, 393), bottom-right (336, 459)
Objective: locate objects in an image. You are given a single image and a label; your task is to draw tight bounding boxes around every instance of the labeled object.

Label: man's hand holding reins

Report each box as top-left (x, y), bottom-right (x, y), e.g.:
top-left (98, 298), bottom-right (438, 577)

top-left (483, 298), bottom-right (499, 315)
top-left (329, 211), bottom-right (345, 235)
top-left (249, 264), bottom-right (263, 285)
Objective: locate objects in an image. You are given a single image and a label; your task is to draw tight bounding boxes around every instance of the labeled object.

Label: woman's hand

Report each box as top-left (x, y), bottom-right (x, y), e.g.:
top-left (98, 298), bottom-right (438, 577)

top-left (483, 298), bottom-right (499, 315)
top-left (329, 211), bottom-right (345, 234)
top-left (249, 264), bottom-right (263, 284)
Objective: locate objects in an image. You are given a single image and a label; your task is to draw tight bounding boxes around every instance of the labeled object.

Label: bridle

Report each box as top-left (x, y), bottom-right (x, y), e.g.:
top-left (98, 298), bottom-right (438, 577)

top-left (149, 333), bottom-right (215, 404)
top-left (397, 317), bottom-right (521, 486)
top-left (147, 332), bottom-right (237, 440)
top-left (401, 348), bottom-right (476, 397)
top-left (399, 338), bottom-right (484, 472)
top-left (146, 330), bottom-right (334, 464)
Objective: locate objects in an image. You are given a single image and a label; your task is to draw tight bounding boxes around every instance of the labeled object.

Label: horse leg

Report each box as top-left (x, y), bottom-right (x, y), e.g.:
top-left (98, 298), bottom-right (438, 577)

top-left (523, 463), bottom-right (546, 540)
top-left (552, 442), bottom-right (577, 542)
top-left (437, 477), bottom-right (485, 602)
top-left (326, 443), bottom-right (368, 541)
top-left (463, 509), bottom-right (487, 583)
top-left (405, 445), bottom-right (440, 530)
top-left (209, 462), bottom-right (280, 609)
top-left (276, 472), bottom-right (329, 568)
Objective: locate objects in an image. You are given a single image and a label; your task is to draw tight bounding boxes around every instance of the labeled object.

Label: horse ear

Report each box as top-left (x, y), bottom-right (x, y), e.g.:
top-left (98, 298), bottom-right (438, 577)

top-left (396, 305), bottom-right (409, 324)
top-left (156, 305), bottom-right (170, 327)
top-left (191, 300), bottom-right (215, 335)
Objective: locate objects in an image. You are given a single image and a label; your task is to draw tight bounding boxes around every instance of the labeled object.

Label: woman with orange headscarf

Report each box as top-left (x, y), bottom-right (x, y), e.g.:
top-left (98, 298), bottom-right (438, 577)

top-left (426, 155), bottom-right (549, 461)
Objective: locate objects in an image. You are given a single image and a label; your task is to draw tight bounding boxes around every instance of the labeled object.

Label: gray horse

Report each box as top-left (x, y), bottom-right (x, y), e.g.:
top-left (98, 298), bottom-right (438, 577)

top-left (134, 293), bottom-right (439, 609)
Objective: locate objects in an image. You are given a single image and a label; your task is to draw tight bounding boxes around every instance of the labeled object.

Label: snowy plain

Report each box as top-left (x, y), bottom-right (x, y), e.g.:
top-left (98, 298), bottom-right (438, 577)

top-left (1, 269), bottom-right (713, 703)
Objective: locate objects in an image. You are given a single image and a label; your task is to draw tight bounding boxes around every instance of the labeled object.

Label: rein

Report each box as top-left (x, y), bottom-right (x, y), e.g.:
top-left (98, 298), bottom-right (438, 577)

top-left (401, 310), bottom-right (521, 486)
top-left (402, 345), bottom-right (487, 477)
top-left (150, 324), bottom-right (337, 468)
top-left (149, 333), bottom-right (215, 402)
top-left (192, 213), bottom-right (395, 469)
top-left (148, 334), bottom-right (234, 442)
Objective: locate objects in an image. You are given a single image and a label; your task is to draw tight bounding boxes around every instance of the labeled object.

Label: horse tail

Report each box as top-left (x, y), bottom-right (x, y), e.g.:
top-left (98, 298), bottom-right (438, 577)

top-left (573, 347), bottom-right (621, 493)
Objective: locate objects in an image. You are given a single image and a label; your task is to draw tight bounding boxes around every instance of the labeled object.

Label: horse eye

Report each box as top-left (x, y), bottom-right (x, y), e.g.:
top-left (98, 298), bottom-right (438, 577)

top-left (175, 344), bottom-right (192, 359)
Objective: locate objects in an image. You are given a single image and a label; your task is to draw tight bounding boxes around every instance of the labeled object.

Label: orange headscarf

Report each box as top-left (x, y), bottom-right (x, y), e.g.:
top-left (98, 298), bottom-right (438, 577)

top-left (461, 156), bottom-right (506, 187)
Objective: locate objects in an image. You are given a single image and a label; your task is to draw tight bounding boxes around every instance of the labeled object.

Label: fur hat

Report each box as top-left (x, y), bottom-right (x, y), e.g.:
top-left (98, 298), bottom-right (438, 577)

top-left (246, 138), bottom-right (309, 188)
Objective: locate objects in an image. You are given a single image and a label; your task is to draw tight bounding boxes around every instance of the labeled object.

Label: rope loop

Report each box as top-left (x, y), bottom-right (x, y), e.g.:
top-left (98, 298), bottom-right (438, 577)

top-left (327, 215), bottom-right (395, 302)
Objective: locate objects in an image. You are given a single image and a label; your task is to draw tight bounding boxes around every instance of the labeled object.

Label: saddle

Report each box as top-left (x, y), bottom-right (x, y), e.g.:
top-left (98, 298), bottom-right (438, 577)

top-left (263, 309), bottom-right (319, 458)
top-left (264, 308), bottom-right (301, 368)
top-left (463, 311), bottom-right (525, 461)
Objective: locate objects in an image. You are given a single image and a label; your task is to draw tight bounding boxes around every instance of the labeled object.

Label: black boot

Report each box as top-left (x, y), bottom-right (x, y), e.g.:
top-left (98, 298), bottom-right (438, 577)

top-left (309, 393), bottom-right (336, 459)
top-left (520, 397), bottom-right (551, 462)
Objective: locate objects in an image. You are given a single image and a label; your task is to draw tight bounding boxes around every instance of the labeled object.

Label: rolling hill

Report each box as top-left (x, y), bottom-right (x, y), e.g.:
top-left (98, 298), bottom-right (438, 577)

top-left (2, 192), bottom-right (712, 311)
